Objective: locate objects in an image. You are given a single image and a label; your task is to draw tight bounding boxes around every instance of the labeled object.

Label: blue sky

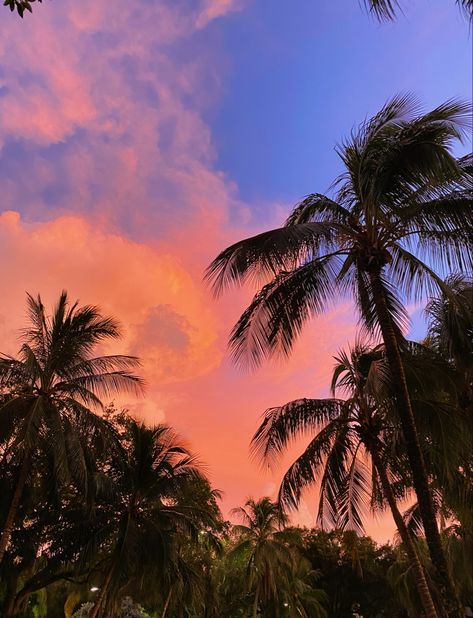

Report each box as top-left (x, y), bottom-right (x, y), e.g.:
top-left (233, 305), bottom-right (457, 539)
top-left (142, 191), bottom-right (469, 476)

top-left (206, 0), bottom-right (471, 211)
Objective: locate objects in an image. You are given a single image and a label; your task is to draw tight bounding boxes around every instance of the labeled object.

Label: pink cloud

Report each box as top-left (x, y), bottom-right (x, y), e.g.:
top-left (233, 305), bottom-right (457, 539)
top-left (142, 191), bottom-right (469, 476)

top-left (0, 210), bottom-right (222, 381)
top-left (196, 0), bottom-right (244, 28)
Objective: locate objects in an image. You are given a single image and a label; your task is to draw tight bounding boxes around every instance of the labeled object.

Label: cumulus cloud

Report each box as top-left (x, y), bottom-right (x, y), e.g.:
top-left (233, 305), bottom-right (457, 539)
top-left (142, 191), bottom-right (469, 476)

top-left (0, 210), bottom-right (222, 390)
top-left (0, 0), bottom-right (242, 245)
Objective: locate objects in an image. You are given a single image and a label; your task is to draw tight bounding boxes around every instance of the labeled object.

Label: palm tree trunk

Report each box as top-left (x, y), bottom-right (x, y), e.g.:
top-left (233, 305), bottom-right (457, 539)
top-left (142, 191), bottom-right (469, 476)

top-left (161, 588), bottom-right (172, 618)
top-left (88, 567), bottom-right (114, 618)
top-left (0, 453), bottom-right (30, 565)
top-left (370, 445), bottom-right (439, 618)
top-left (252, 587), bottom-right (259, 618)
top-left (368, 269), bottom-right (461, 617)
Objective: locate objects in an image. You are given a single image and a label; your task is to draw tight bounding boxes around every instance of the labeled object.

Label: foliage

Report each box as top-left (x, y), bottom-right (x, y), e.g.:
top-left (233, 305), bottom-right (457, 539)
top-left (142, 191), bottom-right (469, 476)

top-left (72, 597), bottom-right (148, 618)
top-left (363, 0), bottom-right (472, 20)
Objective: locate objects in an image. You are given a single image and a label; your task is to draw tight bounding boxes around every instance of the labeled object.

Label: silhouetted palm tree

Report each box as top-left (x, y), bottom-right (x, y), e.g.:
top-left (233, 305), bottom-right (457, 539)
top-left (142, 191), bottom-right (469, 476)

top-left (207, 95), bottom-right (472, 615)
top-left (0, 292), bottom-right (143, 565)
top-left (87, 419), bottom-right (211, 618)
top-left (231, 497), bottom-right (295, 618)
top-left (252, 342), bottom-right (453, 617)
top-left (426, 274), bottom-right (473, 392)
top-left (276, 550), bottom-right (327, 618)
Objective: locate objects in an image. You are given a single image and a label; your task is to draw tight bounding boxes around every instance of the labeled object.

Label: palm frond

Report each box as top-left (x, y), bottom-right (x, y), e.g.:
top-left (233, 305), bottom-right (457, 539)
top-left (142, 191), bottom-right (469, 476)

top-left (205, 223), bottom-right (336, 296)
top-left (335, 445), bottom-right (371, 534)
top-left (316, 425), bottom-right (353, 530)
top-left (229, 255), bottom-right (340, 369)
top-left (362, 0), bottom-right (401, 20)
top-left (285, 193), bottom-right (352, 226)
top-left (55, 371), bottom-right (145, 400)
top-left (251, 398), bottom-right (344, 467)
top-left (388, 243), bottom-right (457, 302)
top-left (425, 274), bottom-right (473, 369)
top-left (278, 420), bottom-right (342, 511)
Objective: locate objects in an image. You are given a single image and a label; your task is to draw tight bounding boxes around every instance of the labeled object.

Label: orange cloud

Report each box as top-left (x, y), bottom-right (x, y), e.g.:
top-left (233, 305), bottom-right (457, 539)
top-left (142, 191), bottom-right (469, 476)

top-left (0, 210), bottom-right (221, 383)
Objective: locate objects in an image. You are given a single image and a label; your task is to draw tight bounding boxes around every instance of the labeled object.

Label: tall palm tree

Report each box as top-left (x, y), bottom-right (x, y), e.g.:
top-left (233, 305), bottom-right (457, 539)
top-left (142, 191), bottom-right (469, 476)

top-left (207, 95), bottom-right (472, 615)
top-left (252, 342), bottom-right (455, 617)
top-left (87, 419), bottom-right (211, 618)
top-left (0, 292), bottom-right (144, 565)
top-left (364, 0), bottom-right (472, 20)
top-left (231, 497), bottom-right (295, 618)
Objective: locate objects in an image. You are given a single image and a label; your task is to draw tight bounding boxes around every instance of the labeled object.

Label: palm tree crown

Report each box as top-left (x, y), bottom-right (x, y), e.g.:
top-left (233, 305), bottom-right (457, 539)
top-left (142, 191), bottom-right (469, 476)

top-left (0, 292), bottom-right (144, 564)
top-left (87, 418), bottom-right (211, 617)
top-left (207, 96), bottom-right (471, 369)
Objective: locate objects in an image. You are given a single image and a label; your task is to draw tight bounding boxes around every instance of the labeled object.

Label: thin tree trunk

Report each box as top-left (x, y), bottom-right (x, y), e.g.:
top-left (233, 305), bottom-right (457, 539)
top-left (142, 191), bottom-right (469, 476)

top-left (369, 270), bottom-right (461, 617)
top-left (161, 588), bottom-right (172, 618)
top-left (89, 567), bottom-right (114, 618)
top-left (370, 445), bottom-right (439, 618)
top-left (252, 587), bottom-right (259, 618)
top-left (0, 453), bottom-right (30, 565)
top-left (3, 572), bottom-right (19, 617)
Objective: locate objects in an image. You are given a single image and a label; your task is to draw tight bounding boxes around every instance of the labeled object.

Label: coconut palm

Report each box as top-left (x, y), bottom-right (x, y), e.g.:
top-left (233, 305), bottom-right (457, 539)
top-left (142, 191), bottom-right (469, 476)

top-left (1, 405), bottom-right (132, 616)
top-left (207, 95), bottom-right (472, 615)
top-left (87, 419), bottom-right (212, 618)
top-left (252, 341), bottom-right (459, 617)
top-left (231, 497), bottom-right (296, 618)
top-left (276, 551), bottom-right (327, 618)
top-left (0, 292), bottom-right (143, 565)
top-left (364, 0), bottom-right (472, 20)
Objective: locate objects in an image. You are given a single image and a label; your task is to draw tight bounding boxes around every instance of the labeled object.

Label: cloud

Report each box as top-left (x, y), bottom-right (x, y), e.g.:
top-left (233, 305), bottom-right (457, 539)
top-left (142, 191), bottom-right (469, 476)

top-left (0, 0), bottom-right (242, 247)
top-left (196, 0), bottom-right (244, 28)
top-left (0, 210), bottom-right (222, 388)
top-left (0, 209), bottom-right (360, 523)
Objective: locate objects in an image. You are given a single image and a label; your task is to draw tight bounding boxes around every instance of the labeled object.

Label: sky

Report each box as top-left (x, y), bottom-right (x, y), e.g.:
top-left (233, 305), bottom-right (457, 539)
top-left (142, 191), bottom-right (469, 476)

top-left (0, 0), bottom-right (471, 540)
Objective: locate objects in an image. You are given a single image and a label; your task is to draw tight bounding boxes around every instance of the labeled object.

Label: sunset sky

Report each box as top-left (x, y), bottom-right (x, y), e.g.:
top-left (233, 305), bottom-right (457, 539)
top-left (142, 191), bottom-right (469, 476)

top-left (0, 0), bottom-right (471, 540)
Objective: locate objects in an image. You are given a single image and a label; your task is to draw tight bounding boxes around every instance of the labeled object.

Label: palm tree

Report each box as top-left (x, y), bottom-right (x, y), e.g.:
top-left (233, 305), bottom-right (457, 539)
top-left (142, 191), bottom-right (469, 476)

top-left (207, 95), bottom-right (472, 615)
top-left (87, 419), bottom-right (211, 618)
top-left (276, 551), bottom-right (327, 618)
top-left (425, 274), bottom-right (473, 395)
top-left (231, 497), bottom-right (295, 617)
top-left (364, 0), bottom-right (472, 20)
top-left (252, 342), bottom-right (452, 617)
top-left (0, 292), bottom-right (143, 566)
